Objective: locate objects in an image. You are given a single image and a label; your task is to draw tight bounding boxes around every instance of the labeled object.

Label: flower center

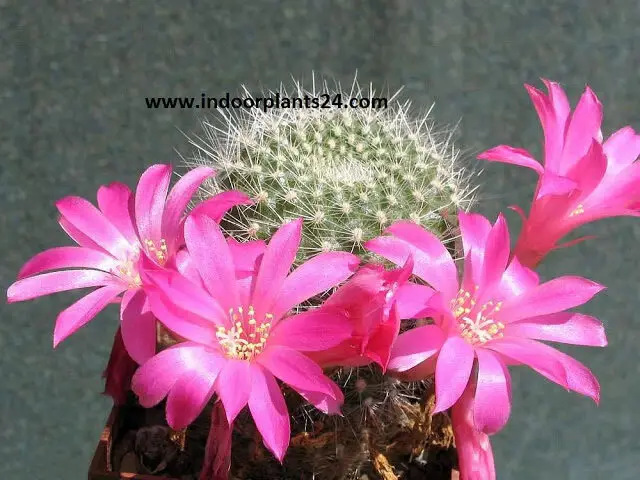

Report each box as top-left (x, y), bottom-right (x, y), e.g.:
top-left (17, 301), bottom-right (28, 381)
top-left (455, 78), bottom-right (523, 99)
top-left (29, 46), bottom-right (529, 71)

top-left (569, 204), bottom-right (584, 217)
top-left (145, 239), bottom-right (169, 265)
top-left (216, 305), bottom-right (274, 360)
top-left (451, 288), bottom-right (505, 345)
top-left (114, 249), bottom-right (142, 288)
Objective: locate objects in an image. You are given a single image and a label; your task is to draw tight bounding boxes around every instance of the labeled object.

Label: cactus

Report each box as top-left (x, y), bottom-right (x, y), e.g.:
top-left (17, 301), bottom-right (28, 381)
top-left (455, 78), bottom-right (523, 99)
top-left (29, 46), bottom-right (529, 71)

top-left (183, 76), bottom-right (473, 478)
top-left (188, 76), bottom-right (475, 265)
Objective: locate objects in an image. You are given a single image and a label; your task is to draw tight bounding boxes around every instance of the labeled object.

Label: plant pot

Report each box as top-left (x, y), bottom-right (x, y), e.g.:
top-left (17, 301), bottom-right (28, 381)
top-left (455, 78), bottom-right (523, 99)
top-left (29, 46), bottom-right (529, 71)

top-left (88, 396), bottom-right (209, 480)
top-left (88, 405), bottom-right (176, 480)
top-left (89, 402), bottom-right (460, 480)
top-left (91, 242), bottom-right (465, 479)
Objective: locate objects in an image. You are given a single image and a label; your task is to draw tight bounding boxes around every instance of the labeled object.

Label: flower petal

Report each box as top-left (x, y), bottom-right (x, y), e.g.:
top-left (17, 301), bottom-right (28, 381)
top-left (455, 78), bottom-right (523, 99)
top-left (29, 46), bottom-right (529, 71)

top-left (365, 221), bottom-right (457, 299)
top-left (481, 213), bottom-right (510, 288)
top-left (190, 190), bottom-right (254, 222)
top-left (7, 269), bottom-right (118, 302)
top-left (258, 346), bottom-right (338, 399)
top-left (393, 283), bottom-right (435, 319)
top-left (135, 164), bottom-right (172, 246)
top-left (184, 213), bottom-right (239, 311)
top-left (563, 206), bottom-right (640, 230)
top-left (495, 255), bottom-right (539, 299)
top-left (562, 86), bottom-right (603, 171)
top-left (505, 312), bottom-right (607, 347)
top-left (145, 286), bottom-right (218, 345)
top-left (97, 182), bottom-right (138, 245)
top-left (120, 289), bottom-right (157, 364)
top-left (457, 211), bottom-right (492, 265)
top-left (477, 145), bottom-right (543, 174)
top-left (132, 343), bottom-right (223, 407)
top-left (17, 246), bottom-right (116, 279)
top-left (59, 215), bottom-right (104, 251)
top-left (433, 335), bottom-right (475, 413)
top-left (451, 381), bottom-right (496, 480)
top-left (166, 367), bottom-right (218, 430)
top-left (143, 269), bottom-right (227, 326)
top-left (474, 349), bottom-right (511, 434)
top-left (365, 303), bottom-right (402, 371)
top-left (497, 276), bottom-right (605, 323)
top-left (248, 365), bottom-right (291, 463)
top-left (305, 340), bottom-right (363, 369)
top-left (227, 237), bottom-right (266, 277)
top-left (53, 285), bottom-right (125, 347)
top-left (565, 140), bottom-right (607, 199)
top-left (587, 161), bottom-right (640, 211)
top-left (526, 80), bottom-right (570, 172)
top-left (267, 310), bottom-right (353, 352)
top-left (384, 222), bottom-right (458, 298)
top-left (508, 204), bottom-right (527, 223)
top-left (417, 291), bottom-right (457, 330)
top-left (295, 380), bottom-right (344, 415)
top-left (321, 265), bottom-right (386, 332)
top-left (554, 235), bottom-right (598, 251)
top-left (56, 196), bottom-right (130, 258)
top-left (271, 251), bottom-right (359, 319)
top-left (174, 249), bottom-right (202, 284)
top-left (251, 218), bottom-right (302, 320)
top-left (487, 337), bottom-right (600, 403)
top-left (102, 327), bottom-right (138, 406)
top-left (201, 401), bottom-right (232, 480)
top-left (603, 126), bottom-right (640, 174)
top-left (535, 172), bottom-right (578, 199)
top-left (162, 166), bottom-right (215, 248)
top-left (395, 355), bottom-right (439, 382)
top-left (541, 79), bottom-right (571, 128)
top-left (388, 325), bottom-right (445, 372)
top-left (215, 359), bottom-right (251, 424)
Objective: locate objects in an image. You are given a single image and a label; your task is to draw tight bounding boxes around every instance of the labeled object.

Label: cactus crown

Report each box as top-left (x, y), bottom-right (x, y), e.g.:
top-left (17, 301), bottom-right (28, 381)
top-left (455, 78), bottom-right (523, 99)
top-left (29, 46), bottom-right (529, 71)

top-left (188, 76), bottom-right (475, 264)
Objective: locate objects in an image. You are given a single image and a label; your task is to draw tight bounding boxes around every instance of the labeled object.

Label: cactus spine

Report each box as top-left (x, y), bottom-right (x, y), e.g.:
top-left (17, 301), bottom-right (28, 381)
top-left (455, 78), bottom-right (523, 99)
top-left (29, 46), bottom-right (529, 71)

top-left (188, 76), bottom-right (474, 265)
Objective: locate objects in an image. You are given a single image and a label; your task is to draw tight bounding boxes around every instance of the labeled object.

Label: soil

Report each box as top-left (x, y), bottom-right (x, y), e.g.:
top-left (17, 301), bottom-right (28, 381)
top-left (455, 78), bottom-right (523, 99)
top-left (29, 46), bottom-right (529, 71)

top-left (110, 397), bottom-right (457, 480)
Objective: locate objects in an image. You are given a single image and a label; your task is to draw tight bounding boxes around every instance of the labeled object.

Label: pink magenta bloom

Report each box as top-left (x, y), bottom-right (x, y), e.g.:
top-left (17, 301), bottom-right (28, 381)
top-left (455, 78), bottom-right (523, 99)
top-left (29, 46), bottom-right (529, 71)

top-left (365, 212), bottom-right (607, 435)
top-left (452, 380), bottom-right (496, 480)
top-left (201, 401), bottom-right (233, 480)
top-left (308, 257), bottom-right (435, 371)
top-left (131, 215), bottom-right (359, 462)
top-left (478, 80), bottom-right (640, 267)
top-left (102, 327), bottom-right (138, 405)
top-left (6, 164), bottom-right (251, 363)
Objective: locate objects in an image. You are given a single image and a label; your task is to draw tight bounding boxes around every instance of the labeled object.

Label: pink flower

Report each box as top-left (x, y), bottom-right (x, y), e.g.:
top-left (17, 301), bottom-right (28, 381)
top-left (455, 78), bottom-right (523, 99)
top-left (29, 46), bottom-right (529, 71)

top-left (7, 164), bottom-right (251, 364)
top-left (308, 257), bottom-right (435, 371)
top-left (452, 380), bottom-right (496, 480)
top-left (132, 215), bottom-right (359, 462)
top-left (102, 327), bottom-right (138, 405)
top-left (478, 80), bottom-right (640, 267)
top-left (201, 401), bottom-right (232, 480)
top-left (365, 212), bottom-right (607, 435)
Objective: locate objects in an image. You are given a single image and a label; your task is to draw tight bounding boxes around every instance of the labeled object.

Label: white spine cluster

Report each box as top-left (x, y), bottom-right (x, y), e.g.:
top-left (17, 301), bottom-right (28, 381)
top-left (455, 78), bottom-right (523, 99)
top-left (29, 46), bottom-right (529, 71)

top-left (187, 75), bottom-right (476, 264)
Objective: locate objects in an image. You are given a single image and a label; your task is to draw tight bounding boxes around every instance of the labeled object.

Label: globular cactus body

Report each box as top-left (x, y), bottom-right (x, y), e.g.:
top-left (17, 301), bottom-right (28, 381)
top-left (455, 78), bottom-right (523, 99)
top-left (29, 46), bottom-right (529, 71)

top-left (186, 76), bottom-right (472, 478)
top-left (189, 76), bottom-right (474, 264)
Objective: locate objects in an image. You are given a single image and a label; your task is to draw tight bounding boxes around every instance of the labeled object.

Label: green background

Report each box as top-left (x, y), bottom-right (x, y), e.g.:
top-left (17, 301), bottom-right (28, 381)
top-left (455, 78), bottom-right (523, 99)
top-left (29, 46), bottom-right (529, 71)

top-left (2, 1), bottom-right (639, 478)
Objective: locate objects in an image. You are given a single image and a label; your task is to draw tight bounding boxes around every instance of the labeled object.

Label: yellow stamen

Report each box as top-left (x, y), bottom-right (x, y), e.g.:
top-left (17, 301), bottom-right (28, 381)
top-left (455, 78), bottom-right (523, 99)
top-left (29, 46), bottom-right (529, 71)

top-left (569, 204), bottom-right (585, 217)
top-left (216, 305), bottom-right (274, 360)
top-left (145, 238), bottom-right (169, 265)
top-left (450, 287), bottom-right (505, 345)
top-left (113, 249), bottom-right (142, 288)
